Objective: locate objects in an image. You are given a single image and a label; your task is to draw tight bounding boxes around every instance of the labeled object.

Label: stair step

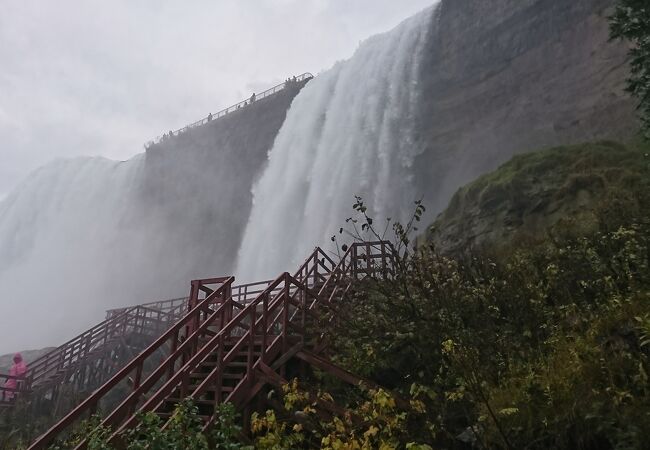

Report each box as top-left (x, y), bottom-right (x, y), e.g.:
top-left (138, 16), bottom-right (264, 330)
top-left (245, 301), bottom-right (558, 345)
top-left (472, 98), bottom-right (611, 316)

top-left (190, 372), bottom-right (242, 380)
top-left (225, 361), bottom-right (250, 368)
top-left (184, 384), bottom-right (240, 394)
top-left (185, 384), bottom-right (235, 393)
top-left (199, 358), bottom-right (259, 368)
top-left (157, 411), bottom-right (211, 421)
top-left (165, 397), bottom-right (218, 406)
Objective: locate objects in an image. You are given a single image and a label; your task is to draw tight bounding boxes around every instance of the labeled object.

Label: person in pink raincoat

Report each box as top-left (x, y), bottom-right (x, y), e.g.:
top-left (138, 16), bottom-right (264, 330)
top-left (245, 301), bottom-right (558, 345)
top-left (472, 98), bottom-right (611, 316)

top-left (4, 353), bottom-right (27, 401)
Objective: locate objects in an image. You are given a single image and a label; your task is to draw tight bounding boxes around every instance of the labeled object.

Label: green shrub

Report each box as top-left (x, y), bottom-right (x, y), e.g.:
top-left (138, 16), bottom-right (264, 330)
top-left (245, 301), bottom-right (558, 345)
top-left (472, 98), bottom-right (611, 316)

top-left (610, 0), bottom-right (650, 135)
top-left (324, 194), bottom-right (649, 449)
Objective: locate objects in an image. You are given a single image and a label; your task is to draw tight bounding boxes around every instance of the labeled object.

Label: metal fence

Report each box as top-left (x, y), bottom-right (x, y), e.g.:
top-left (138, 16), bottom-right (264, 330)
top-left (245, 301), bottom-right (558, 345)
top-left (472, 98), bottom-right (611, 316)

top-left (145, 72), bottom-right (314, 148)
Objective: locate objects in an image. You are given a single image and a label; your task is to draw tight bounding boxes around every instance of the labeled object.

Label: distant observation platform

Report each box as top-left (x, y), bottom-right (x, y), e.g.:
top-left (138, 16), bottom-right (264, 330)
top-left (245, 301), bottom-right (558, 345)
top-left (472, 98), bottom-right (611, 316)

top-left (145, 73), bottom-right (314, 149)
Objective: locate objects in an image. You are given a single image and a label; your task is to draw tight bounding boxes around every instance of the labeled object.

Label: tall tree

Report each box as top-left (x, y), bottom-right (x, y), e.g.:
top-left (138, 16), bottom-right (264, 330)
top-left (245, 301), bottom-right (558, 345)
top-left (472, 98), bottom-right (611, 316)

top-left (610, 0), bottom-right (650, 135)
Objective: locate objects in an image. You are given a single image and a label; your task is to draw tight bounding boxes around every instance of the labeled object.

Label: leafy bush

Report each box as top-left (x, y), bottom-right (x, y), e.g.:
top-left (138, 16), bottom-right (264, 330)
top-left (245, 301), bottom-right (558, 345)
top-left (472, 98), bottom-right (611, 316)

top-left (610, 0), bottom-right (650, 135)
top-left (325, 196), bottom-right (649, 449)
top-left (47, 400), bottom-right (249, 450)
top-left (250, 379), bottom-right (432, 450)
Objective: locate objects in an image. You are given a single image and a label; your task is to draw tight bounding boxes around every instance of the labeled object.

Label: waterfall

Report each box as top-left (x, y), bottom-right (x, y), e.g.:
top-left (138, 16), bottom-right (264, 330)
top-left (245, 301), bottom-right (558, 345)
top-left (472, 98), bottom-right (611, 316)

top-left (0, 5), bottom-right (437, 352)
top-left (0, 148), bottom-right (256, 353)
top-left (235, 5), bottom-right (436, 281)
top-left (0, 156), bottom-right (147, 351)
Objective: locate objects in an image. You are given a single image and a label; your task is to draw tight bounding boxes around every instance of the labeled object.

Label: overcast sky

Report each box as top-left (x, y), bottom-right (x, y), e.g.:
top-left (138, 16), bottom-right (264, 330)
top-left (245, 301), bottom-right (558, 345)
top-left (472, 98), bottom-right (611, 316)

top-left (0, 0), bottom-right (434, 198)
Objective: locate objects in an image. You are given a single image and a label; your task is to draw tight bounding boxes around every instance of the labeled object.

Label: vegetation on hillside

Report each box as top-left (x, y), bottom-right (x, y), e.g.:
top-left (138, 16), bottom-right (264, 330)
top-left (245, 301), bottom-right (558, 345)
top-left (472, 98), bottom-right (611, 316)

top-left (426, 140), bottom-right (650, 253)
top-left (326, 203), bottom-right (649, 449)
top-left (252, 141), bottom-right (649, 449)
top-left (610, 0), bottom-right (650, 135)
top-left (3, 139), bottom-right (647, 449)
top-left (234, 136), bottom-right (649, 449)
top-left (1, 5), bottom-right (647, 450)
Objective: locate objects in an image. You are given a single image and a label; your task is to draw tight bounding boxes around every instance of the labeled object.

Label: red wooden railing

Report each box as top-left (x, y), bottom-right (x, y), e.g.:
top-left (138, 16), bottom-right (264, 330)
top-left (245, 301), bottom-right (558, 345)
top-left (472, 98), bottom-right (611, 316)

top-left (105, 297), bottom-right (188, 320)
top-left (27, 277), bottom-right (234, 448)
top-left (27, 241), bottom-right (394, 449)
top-left (0, 374), bottom-right (27, 404)
top-left (4, 300), bottom-right (188, 404)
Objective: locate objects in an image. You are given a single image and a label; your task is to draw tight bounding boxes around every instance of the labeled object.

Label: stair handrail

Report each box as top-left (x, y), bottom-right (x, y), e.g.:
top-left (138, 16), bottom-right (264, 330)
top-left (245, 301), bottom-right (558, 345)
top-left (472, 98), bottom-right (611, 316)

top-left (53, 246), bottom-right (335, 446)
top-left (315, 240), bottom-right (394, 302)
top-left (147, 72), bottom-right (314, 147)
top-left (28, 242), bottom-right (394, 448)
top-left (101, 271), bottom-right (303, 445)
top-left (105, 296), bottom-right (187, 319)
top-left (4, 281), bottom-right (254, 410)
top-left (28, 277), bottom-right (234, 450)
top-left (89, 280), bottom-right (244, 437)
top-left (110, 243), bottom-right (388, 439)
top-left (20, 301), bottom-right (184, 393)
top-left (100, 271), bottom-right (292, 445)
top-left (190, 273), bottom-right (318, 401)
top-left (15, 295), bottom-right (190, 394)
top-left (15, 306), bottom-right (139, 393)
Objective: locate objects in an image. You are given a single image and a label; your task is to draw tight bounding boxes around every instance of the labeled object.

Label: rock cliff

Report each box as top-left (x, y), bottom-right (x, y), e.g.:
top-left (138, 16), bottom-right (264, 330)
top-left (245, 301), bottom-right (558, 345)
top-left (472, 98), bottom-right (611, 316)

top-left (415, 0), bottom-right (637, 216)
top-left (426, 140), bottom-right (650, 253)
top-left (137, 80), bottom-right (309, 279)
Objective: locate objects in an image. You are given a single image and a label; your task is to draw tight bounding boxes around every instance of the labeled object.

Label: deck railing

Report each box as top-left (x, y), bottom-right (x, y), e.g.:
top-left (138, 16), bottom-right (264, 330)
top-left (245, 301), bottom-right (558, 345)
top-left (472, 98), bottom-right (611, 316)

top-left (146, 72), bottom-right (314, 147)
top-left (27, 242), bottom-right (394, 449)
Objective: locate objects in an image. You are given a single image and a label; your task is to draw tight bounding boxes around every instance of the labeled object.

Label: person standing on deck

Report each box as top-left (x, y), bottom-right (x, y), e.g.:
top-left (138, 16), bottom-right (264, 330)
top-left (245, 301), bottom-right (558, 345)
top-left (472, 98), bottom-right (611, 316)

top-left (4, 353), bottom-right (27, 401)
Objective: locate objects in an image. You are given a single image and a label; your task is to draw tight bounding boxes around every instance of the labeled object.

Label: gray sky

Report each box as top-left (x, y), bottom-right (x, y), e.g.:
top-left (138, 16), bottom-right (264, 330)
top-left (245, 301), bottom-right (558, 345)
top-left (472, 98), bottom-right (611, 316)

top-left (0, 0), bottom-right (434, 198)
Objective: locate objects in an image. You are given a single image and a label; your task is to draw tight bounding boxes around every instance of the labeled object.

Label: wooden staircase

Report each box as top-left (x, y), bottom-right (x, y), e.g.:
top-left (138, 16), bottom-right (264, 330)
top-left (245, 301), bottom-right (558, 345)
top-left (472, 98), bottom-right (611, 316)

top-left (158, 334), bottom-right (269, 422)
top-left (0, 298), bottom-right (187, 415)
top-left (26, 241), bottom-right (394, 449)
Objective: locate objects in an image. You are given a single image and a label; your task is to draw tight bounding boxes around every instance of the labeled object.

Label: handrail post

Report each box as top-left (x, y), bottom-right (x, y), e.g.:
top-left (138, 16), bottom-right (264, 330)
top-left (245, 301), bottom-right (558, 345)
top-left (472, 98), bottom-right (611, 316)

top-left (282, 274), bottom-right (290, 352)
top-left (366, 242), bottom-right (371, 276)
top-left (247, 307), bottom-right (255, 385)
top-left (188, 281), bottom-right (200, 335)
top-left (300, 279), bottom-right (307, 342)
top-left (226, 280), bottom-right (233, 323)
top-left (261, 293), bottom-right (268, 363)
top-left (168, 329), bottom-right (179, 382)
top-left (216, 334), bottom-right (224, 403)
top-left (133, 365), bottom-right (142, 391)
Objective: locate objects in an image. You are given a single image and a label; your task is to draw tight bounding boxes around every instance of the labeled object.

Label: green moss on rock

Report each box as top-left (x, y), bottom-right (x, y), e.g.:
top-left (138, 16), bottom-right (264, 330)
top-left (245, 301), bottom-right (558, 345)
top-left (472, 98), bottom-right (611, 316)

top-left (426, 140), bottom-right (650, 253)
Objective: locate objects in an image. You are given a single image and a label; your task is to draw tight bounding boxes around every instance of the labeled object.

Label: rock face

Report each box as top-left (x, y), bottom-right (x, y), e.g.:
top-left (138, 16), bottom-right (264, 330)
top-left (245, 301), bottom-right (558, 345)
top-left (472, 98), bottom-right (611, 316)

top-left (0, 82), bottom-right (308, 354)
top-left (426, 141), bottom-right (650, 254)
top-left (137, 80), bottom-right (309, 279)
top-left (0, 0), bottom-right (640, 351)
top-left (414, 0), bottom-right (637, 216)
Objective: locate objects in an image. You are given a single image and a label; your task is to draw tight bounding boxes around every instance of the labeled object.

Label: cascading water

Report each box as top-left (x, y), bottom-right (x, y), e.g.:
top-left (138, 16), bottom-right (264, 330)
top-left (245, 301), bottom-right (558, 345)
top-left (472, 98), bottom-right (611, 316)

top-left (0, 77), bottom-right (303, 353)
top-left (0, 4), bottom-right (437, 353)
top-left (0, 71), bottom-right (305, 353)
top-left (235, 5), bottom-right (436, 281)
top-left (0, 156), bottom-right (146, 351)
top-left (0, 148), bottom-right (265, 353)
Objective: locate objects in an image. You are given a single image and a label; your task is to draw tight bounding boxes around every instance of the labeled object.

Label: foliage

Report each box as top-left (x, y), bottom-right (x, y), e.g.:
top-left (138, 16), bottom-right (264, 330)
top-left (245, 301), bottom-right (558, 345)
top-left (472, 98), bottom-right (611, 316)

top-left (610, 0), bottom-right (650, 135)
top-left (250, 379), bottom-right (432, 450)
top-left (246, 140), bottom-right (650, 449)
top-left (325, 185), bottom-right (650, 449)
top-left (10, 141), bottom-right (650, 448)
top-left (47, 400), bottom-right (249, 450)
top-left (426, 140), bottom-right (650, 254)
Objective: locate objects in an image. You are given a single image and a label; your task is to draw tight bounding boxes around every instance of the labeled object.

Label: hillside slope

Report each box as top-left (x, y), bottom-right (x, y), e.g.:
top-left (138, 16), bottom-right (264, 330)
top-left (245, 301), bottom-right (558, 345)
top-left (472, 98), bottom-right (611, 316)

top-left (426, 140), bottom-right (650, 253)
top-left (416, 0), bottom-right (638, 216)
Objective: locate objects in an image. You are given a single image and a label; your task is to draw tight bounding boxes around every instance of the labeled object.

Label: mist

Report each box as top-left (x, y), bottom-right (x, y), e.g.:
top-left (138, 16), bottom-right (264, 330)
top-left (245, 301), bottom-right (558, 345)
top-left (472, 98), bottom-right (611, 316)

top-left (0, 0), bottom-right (435, 199)
top-left (0, 1), bottom-right (437, 354)
top-left (236, 6), bottom-right (436, 281)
